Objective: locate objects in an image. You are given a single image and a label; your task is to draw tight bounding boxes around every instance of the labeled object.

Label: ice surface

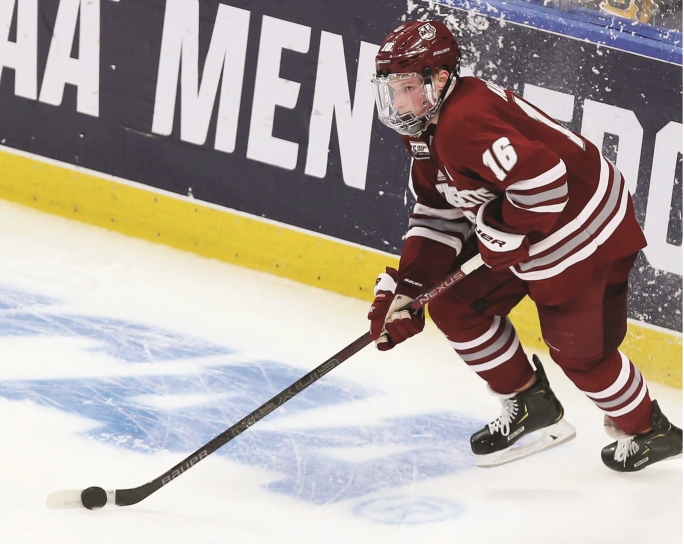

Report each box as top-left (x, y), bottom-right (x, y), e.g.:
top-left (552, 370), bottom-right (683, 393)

top-left (0, 201), bottom-right (680, 543)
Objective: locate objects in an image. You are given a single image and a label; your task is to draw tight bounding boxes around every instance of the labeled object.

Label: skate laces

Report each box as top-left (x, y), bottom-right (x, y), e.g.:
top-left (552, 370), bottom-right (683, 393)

top-left (603, 416), bottom-right (639, 464)
top-left (614, 438), bottom-right (640, 464)
top-left (488, 396), bottom-right (518, 436)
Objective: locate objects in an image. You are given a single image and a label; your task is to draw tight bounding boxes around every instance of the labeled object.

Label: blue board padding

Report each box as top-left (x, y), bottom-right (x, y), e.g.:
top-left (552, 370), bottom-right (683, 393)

top-left (434, 0), bottom-right (682, 63)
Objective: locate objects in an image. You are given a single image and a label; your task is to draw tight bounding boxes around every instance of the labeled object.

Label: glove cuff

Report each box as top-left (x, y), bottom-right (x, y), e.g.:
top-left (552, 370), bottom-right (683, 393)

top-left (476, 201), bottom-right (525, 253)
top-left (373, 272), bottom-right (398, 296)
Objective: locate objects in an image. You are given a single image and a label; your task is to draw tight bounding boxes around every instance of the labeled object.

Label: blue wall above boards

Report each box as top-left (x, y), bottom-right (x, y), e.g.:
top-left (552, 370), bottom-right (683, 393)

top-left (430, 0), bottom-right (682, 63)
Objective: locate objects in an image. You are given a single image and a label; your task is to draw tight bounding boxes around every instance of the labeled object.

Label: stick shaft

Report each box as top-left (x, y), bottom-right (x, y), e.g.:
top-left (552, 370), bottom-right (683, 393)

top-left (115, 253), bottom-right (484, 506)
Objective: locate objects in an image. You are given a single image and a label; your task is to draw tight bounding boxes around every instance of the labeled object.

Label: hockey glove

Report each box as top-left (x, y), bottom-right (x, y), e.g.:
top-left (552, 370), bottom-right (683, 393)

top-left (475, 201), bottom-right (530, 270)
top-left (368, 267), bottom-right (425, 351)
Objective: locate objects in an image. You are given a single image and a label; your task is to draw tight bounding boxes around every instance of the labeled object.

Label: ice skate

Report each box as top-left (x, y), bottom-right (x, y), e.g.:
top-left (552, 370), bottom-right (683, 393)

top-left (471, 355), bottom-right (576, 467)
top-left (601, 400), bottom-right (683, 472)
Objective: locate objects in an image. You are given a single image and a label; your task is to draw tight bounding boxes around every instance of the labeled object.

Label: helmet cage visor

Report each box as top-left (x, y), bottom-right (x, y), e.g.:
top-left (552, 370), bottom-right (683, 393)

top-left (371, 72), bottom-right (440, 136)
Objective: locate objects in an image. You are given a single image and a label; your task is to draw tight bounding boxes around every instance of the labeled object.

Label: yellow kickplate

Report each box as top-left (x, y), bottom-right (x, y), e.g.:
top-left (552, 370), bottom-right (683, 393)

top-left (0, 148), bottom-right (680, 389)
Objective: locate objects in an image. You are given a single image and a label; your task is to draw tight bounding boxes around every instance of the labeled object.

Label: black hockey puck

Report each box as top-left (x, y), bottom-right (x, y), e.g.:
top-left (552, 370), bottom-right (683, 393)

top-left (81, 486), bottom-right (108, 510)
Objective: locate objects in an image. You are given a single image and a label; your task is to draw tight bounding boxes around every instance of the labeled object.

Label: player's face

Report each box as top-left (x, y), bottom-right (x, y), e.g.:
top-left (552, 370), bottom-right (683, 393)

top-left (371, 71), bottom-right (443, 136)
top-left (387, 74), bottom-right (428, 116)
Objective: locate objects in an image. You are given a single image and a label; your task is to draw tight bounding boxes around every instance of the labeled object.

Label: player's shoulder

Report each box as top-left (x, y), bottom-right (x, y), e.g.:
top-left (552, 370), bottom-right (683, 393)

top-left (435, 77), bottom-right (509, 142)
top-left (441, 77), bottom-right (509, 121)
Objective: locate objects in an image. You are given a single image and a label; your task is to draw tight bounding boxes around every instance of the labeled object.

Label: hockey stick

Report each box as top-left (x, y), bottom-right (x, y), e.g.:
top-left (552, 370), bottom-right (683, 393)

top-left (46, 252), bottom-right (484, 510)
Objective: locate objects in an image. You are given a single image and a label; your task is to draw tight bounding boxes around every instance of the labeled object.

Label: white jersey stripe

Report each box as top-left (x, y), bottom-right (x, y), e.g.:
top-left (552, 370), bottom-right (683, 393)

top-left (506, 160), bottom-right (567, 191)
top-left (413, 202), bottom-right (466, 220)
top-left (527, 154), bottom-right (609, 257)
top-left (408, 217), bottom-right (472, 236)
top-left (405, 227), bottom-right (463, 252)
top-left (595, 177), bottom-right (629, 245)
top-left (511, 202), bottom-right (568, 214)
top-left (513, 243), bottom-right (596, 281)
top-left (507, 184), bottom-right (568, 206)
top-left (512, 159), bottom-right (626, 280)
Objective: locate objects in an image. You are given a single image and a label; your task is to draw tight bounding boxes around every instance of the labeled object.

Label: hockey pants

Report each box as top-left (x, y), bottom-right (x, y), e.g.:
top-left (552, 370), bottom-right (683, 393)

top-left (428, 254), bottom-right (652, 434)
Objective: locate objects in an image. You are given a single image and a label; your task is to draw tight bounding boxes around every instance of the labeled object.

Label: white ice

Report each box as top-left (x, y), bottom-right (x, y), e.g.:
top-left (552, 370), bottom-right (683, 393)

top-left (0, 200), bottom-right (680, 544)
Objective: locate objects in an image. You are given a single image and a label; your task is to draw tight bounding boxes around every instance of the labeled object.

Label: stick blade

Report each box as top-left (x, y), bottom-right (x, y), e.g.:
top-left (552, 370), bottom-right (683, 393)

top-left (46, 488), bottom-right (116, 509)
top-left (47, 489), bottom-right (86, 509)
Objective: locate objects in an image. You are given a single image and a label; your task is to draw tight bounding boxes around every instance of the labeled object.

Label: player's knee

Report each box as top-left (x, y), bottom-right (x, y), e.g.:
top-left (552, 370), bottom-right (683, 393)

top-left (548, 349), bottom-right (604, 374)
top-left (429, 296), bottom-right (480, 330)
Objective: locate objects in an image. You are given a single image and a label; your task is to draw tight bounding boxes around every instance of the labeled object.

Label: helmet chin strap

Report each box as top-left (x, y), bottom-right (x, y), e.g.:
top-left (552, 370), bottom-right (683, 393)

top-left (436, 69), bottom-right (458, 106)
top-left (412, 68), bottom-right (458, 137)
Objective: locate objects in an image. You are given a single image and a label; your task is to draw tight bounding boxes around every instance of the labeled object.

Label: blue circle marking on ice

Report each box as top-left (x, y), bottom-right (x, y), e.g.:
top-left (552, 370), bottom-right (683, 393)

top-left (353, 496), bottom-right (463, 525)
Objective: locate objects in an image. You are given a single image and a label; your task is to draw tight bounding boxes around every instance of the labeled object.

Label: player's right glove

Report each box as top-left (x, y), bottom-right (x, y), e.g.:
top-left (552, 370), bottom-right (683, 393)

top-left (368, 267), bottom-right (425, 351)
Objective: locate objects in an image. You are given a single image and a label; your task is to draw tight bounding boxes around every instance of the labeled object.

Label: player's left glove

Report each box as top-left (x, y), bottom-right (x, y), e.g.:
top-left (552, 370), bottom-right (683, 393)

top-left (368, 267), bottom-right (425, 351)
top-left (475, 201), bottom-right (530, 270)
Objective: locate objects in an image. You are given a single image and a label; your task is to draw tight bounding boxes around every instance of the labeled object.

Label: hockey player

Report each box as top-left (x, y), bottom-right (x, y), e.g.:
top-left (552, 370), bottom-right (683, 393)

top-left (367, 19), bottom-right (682, 471)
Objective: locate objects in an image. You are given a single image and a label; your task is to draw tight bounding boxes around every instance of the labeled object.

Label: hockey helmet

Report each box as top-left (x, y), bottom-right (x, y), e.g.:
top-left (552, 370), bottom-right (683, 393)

top-left (372, 20), bottom-right (460, 136)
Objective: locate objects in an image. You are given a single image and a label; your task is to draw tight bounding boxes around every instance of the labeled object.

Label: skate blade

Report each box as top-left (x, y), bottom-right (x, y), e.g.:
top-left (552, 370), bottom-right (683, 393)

top-left (476, 419), bottom-right (577, 468)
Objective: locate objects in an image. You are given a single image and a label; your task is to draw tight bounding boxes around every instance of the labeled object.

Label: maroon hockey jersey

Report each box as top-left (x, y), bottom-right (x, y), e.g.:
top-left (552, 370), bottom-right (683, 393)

top-left (396, 77), bottom-right (647, 305)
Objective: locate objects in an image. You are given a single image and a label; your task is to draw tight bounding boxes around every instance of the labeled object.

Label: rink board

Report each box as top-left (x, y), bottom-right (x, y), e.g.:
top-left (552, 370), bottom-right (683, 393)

top-left (0, 0), bottom-right (679, 334)
top-left (0, 147), bottom-right (680, 389)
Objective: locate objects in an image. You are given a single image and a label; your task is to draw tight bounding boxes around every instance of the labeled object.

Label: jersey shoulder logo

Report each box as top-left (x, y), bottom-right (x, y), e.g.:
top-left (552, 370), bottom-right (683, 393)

top-left (410, 141), bottom-right (431, 160)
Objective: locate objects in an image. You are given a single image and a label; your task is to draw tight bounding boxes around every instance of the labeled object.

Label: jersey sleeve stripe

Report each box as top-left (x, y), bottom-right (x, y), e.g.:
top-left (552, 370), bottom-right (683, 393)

top-left (512, 159), bottom-right (629, 280)
top-left (408, 217), bottom-right (472, 236)
top-left (594, 179), bottom-right (629, 245)
top-left (506, 160), bottom-right (567, 191)
top-left (413, 202), bottom-right (466, 220)
top-left (509, 201), bottom-right (568, 214)
top-left (518, 160), bottom-right (622, 271)
top-left (405, 226), bottom-right (464, 252)
top-left (507, 183), bottom-right (569, 213)
top-left (507, 184), bottom-right (568, 206)
top-left (515, 244), bottom-right (595, 281)
top-left (527, 155), bottom-right (609, 257)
